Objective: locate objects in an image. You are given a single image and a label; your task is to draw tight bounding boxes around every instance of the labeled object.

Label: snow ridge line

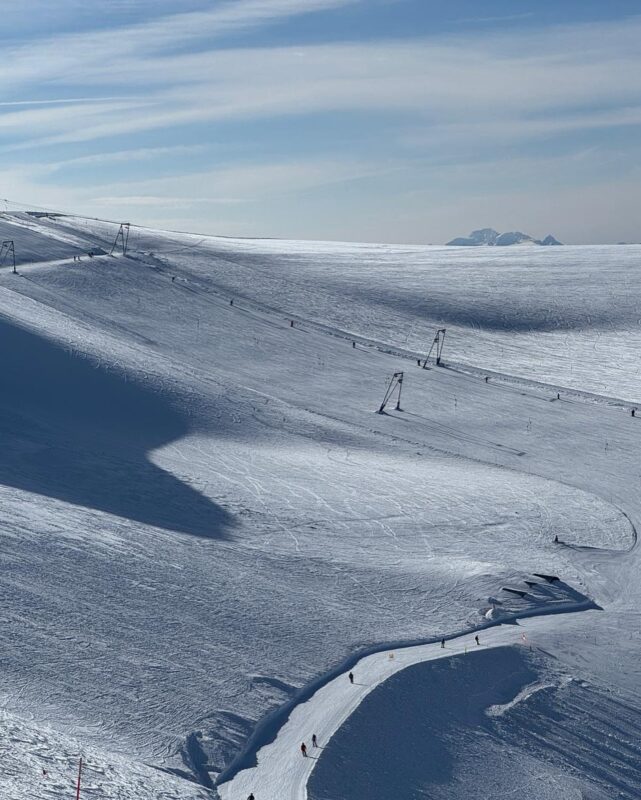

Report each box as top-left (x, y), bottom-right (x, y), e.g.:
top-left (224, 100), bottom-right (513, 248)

top-left (215, 595), bottom-right (597, 788)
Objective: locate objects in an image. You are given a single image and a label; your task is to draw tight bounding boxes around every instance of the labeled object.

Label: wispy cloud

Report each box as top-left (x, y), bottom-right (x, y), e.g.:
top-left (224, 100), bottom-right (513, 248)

top-left (402, 106), bottom-right (641, 150)
top-left (90, 157), bottom-right (395, 205)
top-left (1, 2), bottom-right (640, 243)
top-left (454, 12), bottom-right (535, 24)
top-left (48, 144), bottom-right (206, 171)
top-left (1, 12), bottom-right (640, 152)
top-left (0, 0), bottom-right (361, 72)
top-left (0, 96), bottom-right (135, 107)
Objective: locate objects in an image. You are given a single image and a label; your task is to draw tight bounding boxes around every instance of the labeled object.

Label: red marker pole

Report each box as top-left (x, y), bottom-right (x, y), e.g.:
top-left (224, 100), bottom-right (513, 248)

top-left (75, 757), bottom-right (83, 800)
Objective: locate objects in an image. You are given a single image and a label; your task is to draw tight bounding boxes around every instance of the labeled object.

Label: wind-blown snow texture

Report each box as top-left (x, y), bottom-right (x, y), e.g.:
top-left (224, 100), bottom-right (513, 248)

top-left (0, 212), bottom-right (640, 798)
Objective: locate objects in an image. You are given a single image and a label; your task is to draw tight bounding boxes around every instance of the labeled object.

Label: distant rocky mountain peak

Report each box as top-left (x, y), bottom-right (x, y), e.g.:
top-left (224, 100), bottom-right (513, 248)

top-left (447, 228), bottom-right (562, 247)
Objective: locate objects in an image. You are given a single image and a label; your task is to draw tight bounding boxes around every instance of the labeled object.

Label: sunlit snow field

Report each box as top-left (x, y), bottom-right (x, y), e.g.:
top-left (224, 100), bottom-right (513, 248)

top-left (117, 228), bottom-right (641, 402)
top-left (1, 213), bottom-right (641, 799)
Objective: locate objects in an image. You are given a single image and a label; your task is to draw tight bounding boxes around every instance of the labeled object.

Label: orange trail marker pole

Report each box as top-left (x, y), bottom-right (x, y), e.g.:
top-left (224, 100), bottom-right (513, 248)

top-left (75, 757), bottom-right (83, 800)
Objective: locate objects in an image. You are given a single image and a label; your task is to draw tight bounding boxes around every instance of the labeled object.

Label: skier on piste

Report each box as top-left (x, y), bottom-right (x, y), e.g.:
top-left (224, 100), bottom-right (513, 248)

top-left (301, 742), bottom-right (307, 757)
top-left (348, 671), bottom-right (354, 684)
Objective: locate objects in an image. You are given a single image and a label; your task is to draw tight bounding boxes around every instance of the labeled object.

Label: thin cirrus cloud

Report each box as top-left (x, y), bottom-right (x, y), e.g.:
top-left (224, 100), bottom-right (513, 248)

top-left (1, 14), bottom-right (640, 149)
top-left (0, 97), bottom-right (136, 107)
top-left (47, 144), bottom-right (208, 171)
top-left (2, 155), bottom-right (392, 215)
top-left (402, 107), bottom-right (641, 150)
top-left (90, 157), bottom-right (396, 205)
top-left (0, 1), bottom-right (640, 242)
top-left (0, 0), bottom-right (361, 82)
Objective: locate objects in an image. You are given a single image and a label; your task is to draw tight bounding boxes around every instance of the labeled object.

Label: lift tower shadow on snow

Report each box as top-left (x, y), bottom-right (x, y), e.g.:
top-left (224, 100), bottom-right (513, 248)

top-left (422, 328), bottom-right (446, 368)
top-left (378, 371), bottom-right (404, 413)
top-left (0, 239), bottom-right (16, 273)
top-left (111, 223), bottom-right (130, 256)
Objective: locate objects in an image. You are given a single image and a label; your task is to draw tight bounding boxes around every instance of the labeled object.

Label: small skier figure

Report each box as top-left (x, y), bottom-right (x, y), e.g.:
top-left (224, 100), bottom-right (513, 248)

top-left (312, 734), bottom-right (318, 747)
top-left (475, 635), bottom-right (480, 646)
top-left (441, 638), bottom-right (445, 648)
top-left (353, 341), bottom-right (356, 348)
top-left (557, 392), bottom-right (560, 400)
top-left (230, 299), bottom-right (234, 306)
top-left (247, 795), bottom-right (255, 800)
top-left (632, 408), bottom-right (636, 418)
top-left (554, 534), bottom-right (559, 543)
top-left (485, 376), bottom-right (489, 383)
top-left (301, 742), bottom-right (307, 757)
top-left (290, 320), bottom-right (294, 327)
top-left (348, 671), bottom-right (354, 684)
top-left (171, 276), bottom-right (176, 282)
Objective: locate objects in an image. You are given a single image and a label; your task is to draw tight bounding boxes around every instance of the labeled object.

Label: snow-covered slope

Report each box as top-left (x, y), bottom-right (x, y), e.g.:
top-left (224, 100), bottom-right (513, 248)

top-left (61, 222), bottom-right (637, 400)
top-left (0, 707), bottom-right (208, 800)
top-left (0, 214), bottom-right (640, 798)
top-left (308, 637), bottom-right (640, 800)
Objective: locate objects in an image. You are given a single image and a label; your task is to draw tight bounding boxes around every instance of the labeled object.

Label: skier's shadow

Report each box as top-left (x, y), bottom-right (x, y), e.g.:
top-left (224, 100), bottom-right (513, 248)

top-left (0, 318), bottom-right (233, 539)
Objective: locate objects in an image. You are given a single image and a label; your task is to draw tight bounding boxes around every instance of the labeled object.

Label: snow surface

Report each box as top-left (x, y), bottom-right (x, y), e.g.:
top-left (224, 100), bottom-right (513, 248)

top-left (94, 225), bottom-right (641, 402)
top-left (307, 636), bottom-right (631, 800)
top-left (0, 706), bottom-right (208, 800)
top-left (0, 214), bottom-right (641, 798)
top-left (220, 615), bottom-right (617, 800)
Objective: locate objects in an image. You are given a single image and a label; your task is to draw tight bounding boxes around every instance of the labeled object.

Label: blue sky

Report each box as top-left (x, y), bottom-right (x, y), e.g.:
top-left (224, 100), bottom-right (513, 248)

top-left (1, 0), bottom-right (640, 243)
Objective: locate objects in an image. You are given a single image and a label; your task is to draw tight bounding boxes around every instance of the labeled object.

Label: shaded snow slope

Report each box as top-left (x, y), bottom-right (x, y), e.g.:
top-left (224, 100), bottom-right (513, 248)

top-left (0, 216), bottom-right (640, 797)
top-left (0, 315), bottom-right (231, 537)
top-left (309, 640), bottom-right (634, 800)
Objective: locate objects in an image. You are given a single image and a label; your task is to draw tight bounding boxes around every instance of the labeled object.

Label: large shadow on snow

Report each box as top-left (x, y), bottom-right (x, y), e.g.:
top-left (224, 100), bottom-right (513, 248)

top-left (309, 645), bottom-right (641, 800)
top-left (232, 249), bottom-right (640, 334)
top-left (0, 317), bottom-right (233, 539)
top-left (319, 280), bottom-right (635, 333)
top-left (308, 647), bottom-right (539, 800)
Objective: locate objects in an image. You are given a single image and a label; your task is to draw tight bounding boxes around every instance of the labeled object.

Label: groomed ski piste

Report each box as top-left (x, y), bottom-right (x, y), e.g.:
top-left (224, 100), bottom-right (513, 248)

top-left (1, 209), bottom-right (641, 798)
